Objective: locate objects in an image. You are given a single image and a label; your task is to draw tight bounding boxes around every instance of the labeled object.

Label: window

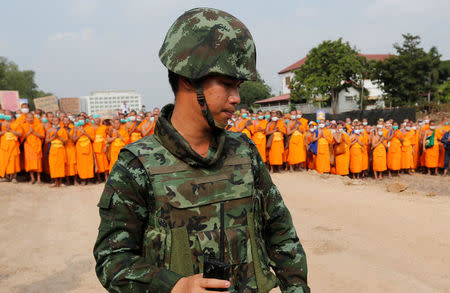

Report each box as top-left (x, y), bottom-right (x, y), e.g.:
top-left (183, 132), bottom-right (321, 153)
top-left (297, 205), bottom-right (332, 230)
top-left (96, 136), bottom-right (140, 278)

top-left (345, 96), bottom-right (354, 102)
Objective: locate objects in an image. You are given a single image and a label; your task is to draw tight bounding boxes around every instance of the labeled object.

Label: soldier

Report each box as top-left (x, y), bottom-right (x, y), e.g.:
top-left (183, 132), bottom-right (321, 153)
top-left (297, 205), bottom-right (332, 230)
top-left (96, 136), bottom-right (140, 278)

top-left (94, 7), bottom-right (309, 293)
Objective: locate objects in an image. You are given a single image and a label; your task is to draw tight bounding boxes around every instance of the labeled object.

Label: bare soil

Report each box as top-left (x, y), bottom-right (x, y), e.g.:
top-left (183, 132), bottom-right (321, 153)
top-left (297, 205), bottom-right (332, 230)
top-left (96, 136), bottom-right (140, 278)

top-left (0, 172), bottom-right (449, 292)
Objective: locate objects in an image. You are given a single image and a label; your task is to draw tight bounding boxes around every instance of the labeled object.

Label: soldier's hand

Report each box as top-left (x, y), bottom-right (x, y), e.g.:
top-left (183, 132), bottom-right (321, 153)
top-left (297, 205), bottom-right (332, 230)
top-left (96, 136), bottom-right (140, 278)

top-left (171, 273), bottom-right (230, 293)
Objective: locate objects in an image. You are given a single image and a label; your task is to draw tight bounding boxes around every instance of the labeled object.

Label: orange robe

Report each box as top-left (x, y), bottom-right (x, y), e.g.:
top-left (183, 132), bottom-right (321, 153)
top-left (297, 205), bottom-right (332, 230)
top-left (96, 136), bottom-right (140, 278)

top-left (251, 120), bottom-right (268, 162)
top-left (138, 121), bottom-right (154, 137)
top-left (387, 130), bottom-right (402, 171)
top-left (109, 126), bottom-right (129, 172)
top-left (424, 130), bottom-right (439, 168)
top-left (42, 123), bottom-right (51, 174)
top-left (22, 121), bottom-right (44, 172)
top-left (413, 129), bottom-right (420, 169)
top-left (315, 129), bottom-right (332, 173)
top-left (74, 125), bottom-right (95, 179)
top-left (335, 133), bottom-right (350, 175)
top-left (361, 130), bottom-right (369, 171)
top-left (401, 130), bottom-right (414, 169)
top-left (48, 128), bottom-right (67, 179)
top-left (0, 121), bottom-right (23, 177)
top-left (287, 123), bottom-right (306, 165)
top-left (268, 120), bottom-right (286, 166)
top-left (239, 119), bottom-right (252, 139)
top-left (298, 118), bottom-right (309, 133)
top-left (437, 126), bottom-right (447, 168)
top-left (420, 124), bottom-right (430, 167)
top-left (350, 136), bottom-right (363, 174)
top-left (65, 127), bottom-right (77, 176)
top-left (127, 122), bottom-right (143, 143)
top-left (373, 137), bottom-right (387, 172)
top-left (93, 125), bottom-right (109, 173)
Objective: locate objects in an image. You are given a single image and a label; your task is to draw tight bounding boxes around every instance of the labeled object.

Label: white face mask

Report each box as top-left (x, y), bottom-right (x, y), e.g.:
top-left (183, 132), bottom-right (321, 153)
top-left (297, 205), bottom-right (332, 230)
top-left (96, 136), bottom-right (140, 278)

top-left (378, 131), bottom-right (383, 136)
top-left (430, 126), bottom-right (435, 130)
top-left (412, 126), bottom-right (417, 130)
top-left (318, 123), bottom-right (325, 128)
top-left (331, 129), bottom-right (336, 134)
top-left (354, 129), bottom-right (360, 134)
top-left (339, 128), bottom-right (344, 133)
top-left (309, 128), bottom-right (314, 132)
top-left (150, 117), bottom-right (155, 122)
top-left (129, 116), bottom-right (136, 121)
top-left (21, 108), bottom-right (29, 114)
top-left (424, 120), bottom-right (429, 124)
top-left (406, 126), bottom-right (411, 131)
top-left (297, 115), bottom-right (302, 119)
top-left (272, 117), bottom-right (279, 122)
top-left (363, 122), bottom-right (368, 126)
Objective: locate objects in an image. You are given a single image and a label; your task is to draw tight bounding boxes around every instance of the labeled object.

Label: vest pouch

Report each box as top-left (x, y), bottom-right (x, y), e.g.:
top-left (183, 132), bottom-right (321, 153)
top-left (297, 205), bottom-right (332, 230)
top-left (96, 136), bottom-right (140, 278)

top-left (143, 216), bottom-right (170, 269)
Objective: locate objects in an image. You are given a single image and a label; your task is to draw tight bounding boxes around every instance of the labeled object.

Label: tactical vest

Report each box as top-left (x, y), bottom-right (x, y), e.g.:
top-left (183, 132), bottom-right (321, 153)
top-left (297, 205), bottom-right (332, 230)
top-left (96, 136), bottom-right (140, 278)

top-left (127, 136), bottom-right (277, 293)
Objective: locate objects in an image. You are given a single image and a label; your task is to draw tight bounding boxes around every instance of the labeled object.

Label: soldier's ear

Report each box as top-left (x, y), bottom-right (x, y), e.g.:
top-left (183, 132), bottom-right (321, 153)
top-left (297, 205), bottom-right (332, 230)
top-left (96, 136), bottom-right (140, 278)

top-left (178, 76), bottom-right (195, 93)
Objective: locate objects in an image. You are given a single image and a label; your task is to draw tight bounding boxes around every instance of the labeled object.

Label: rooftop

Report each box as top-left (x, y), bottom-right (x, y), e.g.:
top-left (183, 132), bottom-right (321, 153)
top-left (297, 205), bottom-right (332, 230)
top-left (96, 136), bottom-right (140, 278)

top-left (254, 94), bottom-right (290, 104)
top-left (278, 53), bottom-right (394, 74)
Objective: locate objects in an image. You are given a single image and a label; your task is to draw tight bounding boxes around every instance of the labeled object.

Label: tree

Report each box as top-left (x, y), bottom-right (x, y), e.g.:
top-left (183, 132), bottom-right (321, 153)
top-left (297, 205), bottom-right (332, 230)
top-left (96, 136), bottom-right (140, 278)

top-left (289, 38), bottom-right (363, 114)
top-left (373, 34), bottom-right (441, 106)
top-left (0, 57), bottom-right (52, 110)
top-left (238, 72), bottom-right (271, 108)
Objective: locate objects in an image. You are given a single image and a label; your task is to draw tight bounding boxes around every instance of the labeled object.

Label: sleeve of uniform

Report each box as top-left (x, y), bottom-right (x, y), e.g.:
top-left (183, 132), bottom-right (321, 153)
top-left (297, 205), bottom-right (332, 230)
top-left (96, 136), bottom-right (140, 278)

top-left (93, 149), bottom-right (183, 293)
top-left (248, 141), bottom-right (309, 293)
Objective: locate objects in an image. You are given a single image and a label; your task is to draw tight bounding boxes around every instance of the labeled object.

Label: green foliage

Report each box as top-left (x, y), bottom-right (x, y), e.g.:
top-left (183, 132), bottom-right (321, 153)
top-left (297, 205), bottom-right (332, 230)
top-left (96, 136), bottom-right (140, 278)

top-left (238, 73), bottom-right (271, 107)
top-left (373, 34), bottom-right (441, 107)
top-left (439, 60), bottom-right (450, 81)
top-left (436, 81), bottom-right (450, 103)
top-left (0, 57), bottom-right (52, 110)
top-left (289, 38), bottom-right (363, 114)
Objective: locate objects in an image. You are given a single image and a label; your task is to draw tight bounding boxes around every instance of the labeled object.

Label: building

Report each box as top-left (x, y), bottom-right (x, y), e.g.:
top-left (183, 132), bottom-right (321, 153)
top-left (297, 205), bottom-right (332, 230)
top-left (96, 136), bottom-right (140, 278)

top-left (79, 90), bottom-right (142, 115)
top-left (256, 54), bottom-right (391, 114)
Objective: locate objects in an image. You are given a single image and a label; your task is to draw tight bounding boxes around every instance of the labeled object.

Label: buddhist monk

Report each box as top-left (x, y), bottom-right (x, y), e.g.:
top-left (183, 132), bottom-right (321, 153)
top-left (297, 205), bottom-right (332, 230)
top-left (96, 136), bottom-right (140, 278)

top-left (0, 111), bottom-right (23, 182)
top-left (72, 116), bottom-right (95, 184)
top-left (126, 111), bottom-right (143, 144)
top-left (295, 110), bottom-right (309, 133)
top-left (22, 113), bottom-right (45, 184)
top-left (225, 114), bottom-right (238, 132)
top-left (46, 117), bottom-right (67, 187)
top-left (441, 122), bottom-right (450, 175)
top-left (313, 119), bottom-right (332, 174)
top-left (108, 118), bottom-right (129, 172)
top-left (372, 127), bottom-right (388, 179)
top-left (63, 117), bottom-right (78, 185)
top-left (349, 126), bottom-right (364, 179)
top-left (286, 113), bottom-right (306, 171)
top-left (305, 122), bottom-right (317, 170)
top-left (266, 111), bottom-right (286, 172)
top-left (251, 111), bottom-right (268, 162)
top-left (387, 122), bottom-right (402, 177)
top-left (92, 114), bottom-right (109, 182)
top-left (400, 122), bottom-right (415, 174)
top-left (333, 124), bottom-right (350, 176)
top-left (423, 120), bottom-right (440, 175)
top-left (236, 110), bottom-right (252, 139)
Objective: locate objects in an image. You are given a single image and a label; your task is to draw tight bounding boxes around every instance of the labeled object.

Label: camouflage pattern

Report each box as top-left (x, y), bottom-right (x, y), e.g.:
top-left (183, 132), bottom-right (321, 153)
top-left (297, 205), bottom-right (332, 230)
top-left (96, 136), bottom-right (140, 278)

top-left (94, 104), bottom-right (309, 292)
top-left (159, 7), bottom-right (257, 81)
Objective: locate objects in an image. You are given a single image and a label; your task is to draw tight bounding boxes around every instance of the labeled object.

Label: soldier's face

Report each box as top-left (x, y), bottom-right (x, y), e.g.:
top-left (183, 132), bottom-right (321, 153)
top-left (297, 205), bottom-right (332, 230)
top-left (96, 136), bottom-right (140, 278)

top-left (202, 76), bottom-right (241, 125)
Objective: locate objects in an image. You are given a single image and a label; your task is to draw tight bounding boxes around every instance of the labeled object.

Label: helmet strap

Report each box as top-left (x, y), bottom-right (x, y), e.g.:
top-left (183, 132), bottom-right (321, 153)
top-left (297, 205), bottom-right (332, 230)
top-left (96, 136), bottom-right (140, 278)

top-left (194, 82), bottom-right (226, 130)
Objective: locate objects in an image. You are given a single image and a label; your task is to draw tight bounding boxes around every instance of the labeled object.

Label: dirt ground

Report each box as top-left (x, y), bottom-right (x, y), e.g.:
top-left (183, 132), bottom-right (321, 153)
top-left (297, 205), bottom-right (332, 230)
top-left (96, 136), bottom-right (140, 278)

top-left (0, 172), bottom-right (449, 293)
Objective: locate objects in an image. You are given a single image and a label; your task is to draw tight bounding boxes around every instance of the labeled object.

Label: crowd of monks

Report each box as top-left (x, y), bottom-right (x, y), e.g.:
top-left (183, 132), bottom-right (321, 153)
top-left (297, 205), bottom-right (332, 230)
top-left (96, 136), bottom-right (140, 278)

top-left (0, 104), bottom-right (449, 187)
top-left (226, 109), bottom-right (450, 179)
top-left (0, 104), bottom-right (160, 186)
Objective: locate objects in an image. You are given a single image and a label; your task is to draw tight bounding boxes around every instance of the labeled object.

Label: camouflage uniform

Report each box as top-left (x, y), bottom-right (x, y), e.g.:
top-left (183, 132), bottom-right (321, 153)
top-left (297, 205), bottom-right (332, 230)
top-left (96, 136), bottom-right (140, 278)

top-left (94, 7), bottom-right (309, 293)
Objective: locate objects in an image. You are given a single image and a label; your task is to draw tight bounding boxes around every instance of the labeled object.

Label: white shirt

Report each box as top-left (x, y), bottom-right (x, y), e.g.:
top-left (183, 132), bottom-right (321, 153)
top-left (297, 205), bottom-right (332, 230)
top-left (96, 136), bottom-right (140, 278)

top-left (121, 103), bottom-right (130, 114)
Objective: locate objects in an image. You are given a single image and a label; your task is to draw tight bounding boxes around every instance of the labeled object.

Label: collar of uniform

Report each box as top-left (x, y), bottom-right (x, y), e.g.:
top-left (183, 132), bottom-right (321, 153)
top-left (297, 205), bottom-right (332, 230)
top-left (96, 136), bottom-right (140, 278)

top-left (154, 104), bottom-right (226, 167)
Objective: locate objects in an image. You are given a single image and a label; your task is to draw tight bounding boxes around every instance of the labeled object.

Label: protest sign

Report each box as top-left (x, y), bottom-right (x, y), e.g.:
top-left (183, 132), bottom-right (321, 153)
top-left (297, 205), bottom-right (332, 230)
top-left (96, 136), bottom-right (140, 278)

top-left (59, 97), bottom-right (80, 113)
top-left (34, 96), bottom-right (59, 112)
top-left (0, 91), bottom-right (19, 111)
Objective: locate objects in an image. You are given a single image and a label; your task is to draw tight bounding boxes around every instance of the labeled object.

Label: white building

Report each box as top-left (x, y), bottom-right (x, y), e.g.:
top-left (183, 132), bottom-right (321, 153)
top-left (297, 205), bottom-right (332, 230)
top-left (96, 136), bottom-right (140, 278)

top-left (266, 54), bottom-right (389, 114)
top-left (79, 90), bottom-right (142, 115)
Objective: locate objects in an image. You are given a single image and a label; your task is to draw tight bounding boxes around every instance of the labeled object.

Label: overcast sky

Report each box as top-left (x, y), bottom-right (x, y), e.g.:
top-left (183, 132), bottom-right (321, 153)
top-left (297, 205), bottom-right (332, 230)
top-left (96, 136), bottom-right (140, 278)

top-left (1, 0), bottom-right (449, 108)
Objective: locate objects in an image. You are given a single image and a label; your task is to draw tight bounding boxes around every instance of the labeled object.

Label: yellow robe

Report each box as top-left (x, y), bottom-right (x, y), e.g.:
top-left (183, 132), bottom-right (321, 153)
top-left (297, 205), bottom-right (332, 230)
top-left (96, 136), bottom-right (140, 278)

top-left (75, 125), bottom-right (95, 179)
top-left (22, 121), bottom-right (44, 172)
top-left (0, 121), bottom-right (23, 176)
top-left (48, 128), bottom-right (67, 179)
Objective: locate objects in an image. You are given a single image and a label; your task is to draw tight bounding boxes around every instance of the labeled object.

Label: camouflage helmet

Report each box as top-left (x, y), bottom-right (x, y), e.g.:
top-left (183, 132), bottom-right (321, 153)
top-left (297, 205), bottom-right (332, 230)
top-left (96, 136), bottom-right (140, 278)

top-left (159, 7), bottom-right (257, 81)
